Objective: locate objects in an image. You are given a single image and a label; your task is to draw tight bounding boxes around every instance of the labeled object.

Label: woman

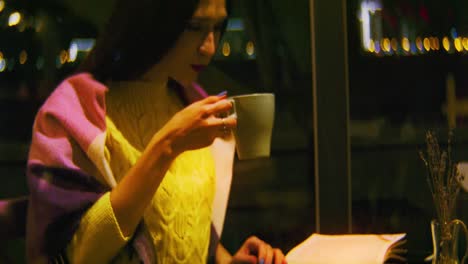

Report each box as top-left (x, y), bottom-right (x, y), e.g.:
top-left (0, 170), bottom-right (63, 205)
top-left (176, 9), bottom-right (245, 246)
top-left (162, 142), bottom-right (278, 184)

top-left (26, 0), bottom-right (287, 263)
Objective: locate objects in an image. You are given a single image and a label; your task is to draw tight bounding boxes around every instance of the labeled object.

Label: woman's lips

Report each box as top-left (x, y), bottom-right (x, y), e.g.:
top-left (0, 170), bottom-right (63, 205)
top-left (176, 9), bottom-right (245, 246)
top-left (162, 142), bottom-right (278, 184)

top-left (191, 64), bottom-right (207, 72)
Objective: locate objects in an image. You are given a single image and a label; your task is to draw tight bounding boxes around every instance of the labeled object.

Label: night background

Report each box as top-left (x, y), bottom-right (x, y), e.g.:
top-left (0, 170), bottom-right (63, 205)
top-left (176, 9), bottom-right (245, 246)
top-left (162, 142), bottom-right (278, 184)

top-left (1, 0), bottom-right (468, 263)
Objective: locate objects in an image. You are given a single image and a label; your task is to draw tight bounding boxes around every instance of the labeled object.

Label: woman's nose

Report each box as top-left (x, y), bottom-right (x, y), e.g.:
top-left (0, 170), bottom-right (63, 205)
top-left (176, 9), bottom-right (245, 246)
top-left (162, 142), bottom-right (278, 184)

top-left (199, 32), bottom-right (216, 57)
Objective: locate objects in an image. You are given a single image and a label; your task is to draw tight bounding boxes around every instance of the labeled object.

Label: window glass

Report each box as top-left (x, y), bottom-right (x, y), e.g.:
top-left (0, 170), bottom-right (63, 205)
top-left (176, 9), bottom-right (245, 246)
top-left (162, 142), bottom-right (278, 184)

top-left (348, 0), bottom-right (468, 260)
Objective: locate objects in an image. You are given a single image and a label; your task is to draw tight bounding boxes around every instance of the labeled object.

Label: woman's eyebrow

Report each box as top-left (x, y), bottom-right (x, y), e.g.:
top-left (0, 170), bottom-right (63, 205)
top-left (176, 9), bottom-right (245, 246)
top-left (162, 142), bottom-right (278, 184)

top-left (190, 16), bottom-right (227, 23)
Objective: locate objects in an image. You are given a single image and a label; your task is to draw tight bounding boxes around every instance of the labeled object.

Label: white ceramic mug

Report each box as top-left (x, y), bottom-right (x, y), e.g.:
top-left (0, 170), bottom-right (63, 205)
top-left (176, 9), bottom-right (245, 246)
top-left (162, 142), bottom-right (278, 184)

top-left (229, 93), bottom-right (275, 160)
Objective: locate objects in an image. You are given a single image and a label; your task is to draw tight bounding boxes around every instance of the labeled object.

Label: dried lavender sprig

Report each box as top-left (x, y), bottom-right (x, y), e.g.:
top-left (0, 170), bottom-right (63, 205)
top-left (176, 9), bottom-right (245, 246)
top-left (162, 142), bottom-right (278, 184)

top-left (419, 130), bottom-right (461, 225)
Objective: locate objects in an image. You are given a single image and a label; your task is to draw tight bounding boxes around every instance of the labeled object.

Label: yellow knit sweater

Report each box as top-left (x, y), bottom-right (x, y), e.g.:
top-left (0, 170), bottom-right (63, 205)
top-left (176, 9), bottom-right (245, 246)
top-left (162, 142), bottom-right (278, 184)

top-left (66, 80), bottom-right (216, 263)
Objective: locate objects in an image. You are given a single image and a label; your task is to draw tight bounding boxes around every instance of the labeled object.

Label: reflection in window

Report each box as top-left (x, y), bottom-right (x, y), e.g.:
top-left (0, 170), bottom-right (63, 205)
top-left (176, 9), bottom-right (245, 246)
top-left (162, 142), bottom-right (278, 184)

top-left (358, 0), bottom-right (468, 56)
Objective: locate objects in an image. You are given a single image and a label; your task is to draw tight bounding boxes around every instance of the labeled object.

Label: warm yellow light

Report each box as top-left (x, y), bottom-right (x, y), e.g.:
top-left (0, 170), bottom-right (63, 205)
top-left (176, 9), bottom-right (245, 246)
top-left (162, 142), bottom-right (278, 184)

top-left (19, 50), bottom-right (27, 65)
top-left (391, 38), bottom-right (398, 52)
top-left (382, 38), bottom-right (391, 52)
top-left (8, 12), bottom-right (21, 27)
top-left (0, 1), bottom-right (5, 13)
top-left (454, 38), bottom-right (463, 52)
top-left (430, 37), bottom-right (440, 50)
top-left (0, 58), bottom-right (6, 72)
top-left (423, 38), bottom-right (431, 51)
top-left (415, 37), bottom-right (423, 51)
top-left (222, 42), bottom-right (230, 57)
top-left (368, 39), bottom-right (375, 53)
top-left (442, 37), bottom-right (450, 52)
top-left (401, 37), bottom-right (410, 52)
top-left (463, 38), bottom-right (468, 51)
top-left (60, 50), bottom-right (69, 64)
top-left (434, 37), bottom-right (440, 50)
top-left (246, 41), bottom-right (255, 56)
top-left (0, 52), bottom-right (3, 60)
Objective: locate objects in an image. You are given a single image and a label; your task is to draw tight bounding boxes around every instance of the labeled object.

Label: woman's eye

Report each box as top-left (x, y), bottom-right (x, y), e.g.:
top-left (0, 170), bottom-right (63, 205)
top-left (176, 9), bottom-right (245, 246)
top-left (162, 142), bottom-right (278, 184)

top-left (214, 23), bottom-right (224, 31)
top-left (185, 21), bottom-right (225, 32)
top-left (186, 23), bottom-right (203, 31)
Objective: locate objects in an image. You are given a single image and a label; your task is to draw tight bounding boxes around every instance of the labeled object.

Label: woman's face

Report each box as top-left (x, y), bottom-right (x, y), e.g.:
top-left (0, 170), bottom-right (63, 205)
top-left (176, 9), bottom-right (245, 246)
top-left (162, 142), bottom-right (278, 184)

top-left (147, 0), bottom-right (227, 87)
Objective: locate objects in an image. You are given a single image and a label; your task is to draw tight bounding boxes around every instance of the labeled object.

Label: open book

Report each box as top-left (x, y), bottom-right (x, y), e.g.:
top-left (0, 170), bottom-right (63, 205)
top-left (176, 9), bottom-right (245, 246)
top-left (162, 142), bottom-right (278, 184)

top-left (286, 233), bottom-right (407, 264)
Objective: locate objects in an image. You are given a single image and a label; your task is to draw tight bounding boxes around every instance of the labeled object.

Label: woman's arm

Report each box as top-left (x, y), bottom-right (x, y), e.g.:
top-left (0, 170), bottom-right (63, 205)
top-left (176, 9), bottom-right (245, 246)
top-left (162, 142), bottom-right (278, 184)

top-left (109, 128), bottom-right (176, 236)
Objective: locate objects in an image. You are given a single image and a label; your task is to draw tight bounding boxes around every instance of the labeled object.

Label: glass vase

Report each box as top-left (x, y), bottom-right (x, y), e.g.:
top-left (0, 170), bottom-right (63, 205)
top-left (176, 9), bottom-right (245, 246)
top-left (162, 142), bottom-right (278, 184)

top-left (431, 219), bottom-right (468, 264)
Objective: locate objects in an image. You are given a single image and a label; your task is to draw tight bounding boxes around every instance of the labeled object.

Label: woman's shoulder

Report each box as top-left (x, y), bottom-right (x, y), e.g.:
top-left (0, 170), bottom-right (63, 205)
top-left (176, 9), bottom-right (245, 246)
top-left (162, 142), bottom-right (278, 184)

top-left (44, 72), bottom-right (107, 109)
top-left (32, 72), bottom-right (109, 148)
top-left (38, 73), bottom-right (107, 122)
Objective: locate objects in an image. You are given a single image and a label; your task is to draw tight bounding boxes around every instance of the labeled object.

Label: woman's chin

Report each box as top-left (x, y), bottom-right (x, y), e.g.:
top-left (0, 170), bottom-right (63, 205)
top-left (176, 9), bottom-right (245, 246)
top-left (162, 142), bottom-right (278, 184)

top-left (170, 77), bottom-right (196, 88)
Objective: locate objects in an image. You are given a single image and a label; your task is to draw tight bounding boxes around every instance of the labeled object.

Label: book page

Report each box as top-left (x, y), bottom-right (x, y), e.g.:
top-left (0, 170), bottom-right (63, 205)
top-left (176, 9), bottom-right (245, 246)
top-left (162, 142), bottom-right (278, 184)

top-left (286, 233), bottom-right (406, 264)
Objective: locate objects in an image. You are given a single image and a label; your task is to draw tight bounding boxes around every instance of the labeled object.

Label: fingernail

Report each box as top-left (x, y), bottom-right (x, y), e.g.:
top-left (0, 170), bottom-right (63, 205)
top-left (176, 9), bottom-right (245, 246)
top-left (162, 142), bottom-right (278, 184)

top-left (217, 91), bottom-right (227, 96)
top-left (259, 259), bottom-right (265, 264)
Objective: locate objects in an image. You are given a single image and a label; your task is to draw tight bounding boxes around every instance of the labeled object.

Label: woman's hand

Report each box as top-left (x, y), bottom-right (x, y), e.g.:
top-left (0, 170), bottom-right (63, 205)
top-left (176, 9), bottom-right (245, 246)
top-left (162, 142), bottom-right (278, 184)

top-left (162, 94), bottom-right (236, 155)
top-left (231, 236), bottom-right (287, 264)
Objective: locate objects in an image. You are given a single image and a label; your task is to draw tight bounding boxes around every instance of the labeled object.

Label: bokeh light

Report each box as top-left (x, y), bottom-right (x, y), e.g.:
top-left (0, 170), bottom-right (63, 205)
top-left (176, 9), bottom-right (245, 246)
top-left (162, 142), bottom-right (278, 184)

top-left (415, 37), bottom-right (423, 52)
top-left (246, 41), bottom-right (255, 56)
top-left (8, 12), bottom-right (22, 27)
top-left (19, 50), bottom-right (27, 65)
top-left (423, 38), bottom-right (431, 51)
top-left (68, 43), bottom-right (78, 62)
top-left (374, 40), bottom-right (381, 54)
top-left (442, 37), bottom-right (451, 52)
top-left (382, 38), bottom-right (391, 53)
top-left (60, 50), bottom-right (69, 64)
top-left (391, 38), bottom-right (398, 52)
top-left (368, 39), bottom-right (375, 53)
top-left (454, 38), bottom-right (463, 52)
top-left (0, 58), bottom-right (6, 72)
top-left (222, 42), bottom-right (231, 57)
top-left (463, 38), bottom-right (468, 51)
top-left (430, 37), bottom-right (440, 50)
top-left (401, 37), bottom-right (410, 52)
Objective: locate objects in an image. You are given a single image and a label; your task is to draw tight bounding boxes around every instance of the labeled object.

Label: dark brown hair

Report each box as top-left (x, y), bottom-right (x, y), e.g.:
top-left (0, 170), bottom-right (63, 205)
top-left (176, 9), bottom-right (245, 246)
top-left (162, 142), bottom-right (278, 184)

top-left (79, 0), bottom-right (198, 82)
top-left (79, 0), bottom-right (230, 82)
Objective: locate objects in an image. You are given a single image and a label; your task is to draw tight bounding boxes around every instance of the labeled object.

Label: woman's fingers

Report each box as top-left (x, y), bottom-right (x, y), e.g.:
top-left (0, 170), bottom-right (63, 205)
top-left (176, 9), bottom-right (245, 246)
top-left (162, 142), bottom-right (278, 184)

top-left (244, 236), bottom-right (287, 264)
top-left (273, 248), bottom-right (287, 264)
top-left (214, 116), bottom-right (236, 138)
top-left (243, 236), bottom-right (266, 263)
top-left (219, 115), bottom-right (237, 128)
top-left (233, 236), bottom-right (287, 264)
top-left (197, 95), bottom-right (233, 118)
top-left (264, 244), bottom-right (274, 264)
top-left (232, 254), bottom-right (257, 264)
top-left (204, 115), bottom-right (237, 130)
top-left (208, 99), bottom-right (233, 118)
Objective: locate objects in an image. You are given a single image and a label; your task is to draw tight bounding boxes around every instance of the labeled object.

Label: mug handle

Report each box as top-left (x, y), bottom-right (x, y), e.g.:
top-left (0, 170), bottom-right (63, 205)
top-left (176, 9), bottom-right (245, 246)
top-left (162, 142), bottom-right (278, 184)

top-left (227, 98), bottom-right (237, 118)
top-left (450, 219), bottom-right (468, 264)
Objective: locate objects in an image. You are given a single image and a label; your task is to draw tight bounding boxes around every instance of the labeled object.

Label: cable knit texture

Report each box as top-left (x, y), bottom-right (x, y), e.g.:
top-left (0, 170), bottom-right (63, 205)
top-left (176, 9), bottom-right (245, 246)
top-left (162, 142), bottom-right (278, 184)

top-left (106, 80), bottom-right (215, 263)
top-left (67, 79), bottom-right (216, 264)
